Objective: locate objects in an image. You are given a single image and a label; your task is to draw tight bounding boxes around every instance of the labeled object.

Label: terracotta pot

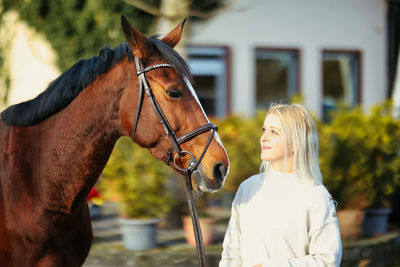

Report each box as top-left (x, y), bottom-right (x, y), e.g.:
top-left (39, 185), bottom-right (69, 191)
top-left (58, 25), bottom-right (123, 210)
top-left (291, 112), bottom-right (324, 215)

top-left (337, 209), bottom-right (365, 240)
top-left (182, 216), bottom-right (217, 246)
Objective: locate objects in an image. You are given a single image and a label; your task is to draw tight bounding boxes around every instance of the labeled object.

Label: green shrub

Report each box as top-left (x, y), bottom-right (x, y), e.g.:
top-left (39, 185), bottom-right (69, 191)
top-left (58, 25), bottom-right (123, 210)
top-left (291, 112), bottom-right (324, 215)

top-left (319, 102), bottom-right (400, 209)
top-left (216, 101), bottom-right (400, 210)
top-left (215, 111), bottom-right (265, 193)
top-left (98, 101), bottom-right (400, 215)
top-left (99, 137), bottom-right (175, 219)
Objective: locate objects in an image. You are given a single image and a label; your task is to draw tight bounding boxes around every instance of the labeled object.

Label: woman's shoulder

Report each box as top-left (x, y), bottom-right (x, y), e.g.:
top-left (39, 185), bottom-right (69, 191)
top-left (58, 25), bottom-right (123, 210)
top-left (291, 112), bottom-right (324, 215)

top-left (230, 173), bottom-right (265, 205)
top-left (295, 178), bottom-right (329, 201)
top-left (305, 183), bottom-right (339, 234)
top-left (303, 182), bottom-right (337, 219)
top-left (307, 182), bottom-right (333, 202)
top-left (239, 173), bottom-right (264, 188)
top-left (234, 173), bottom-right (264, 197)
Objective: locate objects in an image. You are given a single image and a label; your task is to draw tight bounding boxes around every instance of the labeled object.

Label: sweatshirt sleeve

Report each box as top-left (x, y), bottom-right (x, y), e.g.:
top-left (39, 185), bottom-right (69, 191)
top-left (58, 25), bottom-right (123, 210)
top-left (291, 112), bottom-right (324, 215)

top-left (260, 186), bottom-right (342, 267)
top-left (219, 194), bottom-right (242, 267)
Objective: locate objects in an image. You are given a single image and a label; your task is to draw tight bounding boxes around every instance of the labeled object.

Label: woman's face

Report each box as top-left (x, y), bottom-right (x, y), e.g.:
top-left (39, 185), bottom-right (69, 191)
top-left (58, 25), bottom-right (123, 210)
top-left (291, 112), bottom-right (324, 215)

top-left (260, 113), bottom-right (293, 171)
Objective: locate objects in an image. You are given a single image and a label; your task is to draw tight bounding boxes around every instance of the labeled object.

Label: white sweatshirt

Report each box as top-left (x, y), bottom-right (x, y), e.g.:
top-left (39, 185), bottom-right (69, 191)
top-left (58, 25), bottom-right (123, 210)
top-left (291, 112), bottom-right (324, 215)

top-left (219, 169), bottom-right (342, 267)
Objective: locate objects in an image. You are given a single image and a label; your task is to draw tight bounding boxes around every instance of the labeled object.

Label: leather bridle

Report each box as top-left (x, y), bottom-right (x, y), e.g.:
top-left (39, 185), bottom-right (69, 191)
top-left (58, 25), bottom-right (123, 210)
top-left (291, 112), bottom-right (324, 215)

top-left (131, 55), bottom-right (216, 266)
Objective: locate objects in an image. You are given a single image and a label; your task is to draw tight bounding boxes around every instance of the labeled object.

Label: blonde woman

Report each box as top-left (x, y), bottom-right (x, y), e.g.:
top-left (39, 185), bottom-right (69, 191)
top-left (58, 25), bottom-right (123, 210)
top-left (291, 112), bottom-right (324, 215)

top-left (220, 103), bottom-right (342, 267)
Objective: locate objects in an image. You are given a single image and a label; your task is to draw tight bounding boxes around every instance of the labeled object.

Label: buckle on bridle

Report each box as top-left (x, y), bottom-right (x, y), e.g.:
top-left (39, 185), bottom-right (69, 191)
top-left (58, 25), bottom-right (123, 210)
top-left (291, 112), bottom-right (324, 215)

top-left (173, 151), bottom-right (196, 172)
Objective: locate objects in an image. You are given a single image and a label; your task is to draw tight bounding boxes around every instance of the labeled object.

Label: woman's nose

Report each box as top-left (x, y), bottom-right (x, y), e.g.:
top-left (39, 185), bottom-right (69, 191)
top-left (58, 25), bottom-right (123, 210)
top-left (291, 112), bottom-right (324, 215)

top-left (261, 132), bottom-right (269, 141)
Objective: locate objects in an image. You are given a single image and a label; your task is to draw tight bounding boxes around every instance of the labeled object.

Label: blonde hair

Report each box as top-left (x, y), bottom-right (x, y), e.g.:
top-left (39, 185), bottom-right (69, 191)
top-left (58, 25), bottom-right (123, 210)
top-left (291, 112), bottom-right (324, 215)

top-left (260, 103), bottom-right (323, 183)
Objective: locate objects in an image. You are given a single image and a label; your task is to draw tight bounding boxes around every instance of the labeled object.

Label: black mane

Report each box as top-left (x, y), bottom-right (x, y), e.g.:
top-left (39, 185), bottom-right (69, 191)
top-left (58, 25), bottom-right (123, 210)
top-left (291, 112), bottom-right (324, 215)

top-left (1, 34), bottom-right (194, 127)
top-left (1, 43), bottom-right (133, 126)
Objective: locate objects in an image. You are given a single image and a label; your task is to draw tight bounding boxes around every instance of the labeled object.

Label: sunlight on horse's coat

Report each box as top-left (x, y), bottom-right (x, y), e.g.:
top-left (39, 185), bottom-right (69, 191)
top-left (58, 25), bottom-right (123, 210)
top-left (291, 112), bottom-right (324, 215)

top-left (0, 15), bottom-right (229, 266)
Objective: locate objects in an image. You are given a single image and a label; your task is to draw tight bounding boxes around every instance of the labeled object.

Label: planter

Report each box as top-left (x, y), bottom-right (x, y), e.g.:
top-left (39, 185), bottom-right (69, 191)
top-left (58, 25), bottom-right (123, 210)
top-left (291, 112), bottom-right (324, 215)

top-left (337, 209), bottom-right (365, 240)
top-left (118, 218), bottom-right (160, 251)
top-left (221, 192), bottom-right (235, 209)
top-left (362, 208), bottom-right (392, 237)
top-left (182, 216), bottom-right (217, 246)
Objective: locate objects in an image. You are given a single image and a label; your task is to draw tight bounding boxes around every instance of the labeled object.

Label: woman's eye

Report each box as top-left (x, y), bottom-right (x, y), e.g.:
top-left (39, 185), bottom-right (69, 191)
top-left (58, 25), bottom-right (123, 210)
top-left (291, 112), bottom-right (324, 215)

top-left (271, 130), bottom-right (277, 135)
top-left (166, 89), bottom-right (183, 98)
top-left (261, 128), bottom-right (266, 133)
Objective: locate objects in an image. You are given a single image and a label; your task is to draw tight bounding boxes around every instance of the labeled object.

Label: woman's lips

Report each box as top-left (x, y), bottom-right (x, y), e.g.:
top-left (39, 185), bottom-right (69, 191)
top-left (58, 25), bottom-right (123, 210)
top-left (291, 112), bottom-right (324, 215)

top-left (262, 146), bottom-right (271, 150)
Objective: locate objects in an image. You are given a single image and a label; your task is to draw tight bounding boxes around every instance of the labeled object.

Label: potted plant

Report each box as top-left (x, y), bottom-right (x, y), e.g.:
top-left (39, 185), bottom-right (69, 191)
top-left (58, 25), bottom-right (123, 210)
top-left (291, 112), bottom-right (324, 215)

top-left (358, 103), bottom-right (400, 236)
top-left (320, 102), bottom-right (400, 238)
top-left (99, 137), bottom-right (175, 251)
top-left (318, 107), bottom-right (370, 240)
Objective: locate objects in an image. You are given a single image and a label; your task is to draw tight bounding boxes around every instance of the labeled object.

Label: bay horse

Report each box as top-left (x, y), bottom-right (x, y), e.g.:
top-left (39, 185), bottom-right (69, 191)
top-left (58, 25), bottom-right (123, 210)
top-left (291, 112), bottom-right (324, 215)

top-left (0, 15), bottom-right (229, 266)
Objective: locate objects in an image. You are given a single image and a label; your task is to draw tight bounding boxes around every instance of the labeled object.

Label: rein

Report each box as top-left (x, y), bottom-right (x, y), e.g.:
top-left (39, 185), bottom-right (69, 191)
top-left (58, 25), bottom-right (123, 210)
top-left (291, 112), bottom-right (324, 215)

top-left (132, 55), bottom-right (216, 267)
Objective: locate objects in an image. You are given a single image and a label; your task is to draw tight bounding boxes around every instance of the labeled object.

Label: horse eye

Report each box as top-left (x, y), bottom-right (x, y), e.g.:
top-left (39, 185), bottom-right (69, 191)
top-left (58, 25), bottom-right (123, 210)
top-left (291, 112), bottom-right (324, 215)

top-left (166, 89), bottom-right (183, 98)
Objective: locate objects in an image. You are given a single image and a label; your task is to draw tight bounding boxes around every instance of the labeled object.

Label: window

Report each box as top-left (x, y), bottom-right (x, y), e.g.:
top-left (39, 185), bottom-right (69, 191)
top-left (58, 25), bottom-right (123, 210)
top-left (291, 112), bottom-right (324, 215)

top-left (187, 47), bottom-right (230, 117)
top-left (322, 51), bottom-right (361, 120)
top-left (255, 48), bottom-right (299, 109)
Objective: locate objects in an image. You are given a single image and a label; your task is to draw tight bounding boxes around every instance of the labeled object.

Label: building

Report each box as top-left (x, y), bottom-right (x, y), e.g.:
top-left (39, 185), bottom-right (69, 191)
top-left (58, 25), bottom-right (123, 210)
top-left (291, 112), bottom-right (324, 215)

top-left (186, 0), bottom-right (394, 119)
top-left (3, 0), bottom-right (399, 121)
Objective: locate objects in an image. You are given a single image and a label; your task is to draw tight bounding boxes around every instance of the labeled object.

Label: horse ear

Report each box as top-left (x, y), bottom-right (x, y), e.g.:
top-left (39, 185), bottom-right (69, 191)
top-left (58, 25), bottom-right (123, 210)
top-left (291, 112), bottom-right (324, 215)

top-left (161, 18), bottom-right (186, 48)
top-left (121, 15), bottom-right (154, 59)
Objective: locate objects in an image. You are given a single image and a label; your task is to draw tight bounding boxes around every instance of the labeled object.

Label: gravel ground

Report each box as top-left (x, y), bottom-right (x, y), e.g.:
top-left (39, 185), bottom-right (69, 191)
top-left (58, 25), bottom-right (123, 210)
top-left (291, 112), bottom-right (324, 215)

top-left (83, 203), bottom-right (400, 267)
top-left (83, 203), bottom-right (228, 267)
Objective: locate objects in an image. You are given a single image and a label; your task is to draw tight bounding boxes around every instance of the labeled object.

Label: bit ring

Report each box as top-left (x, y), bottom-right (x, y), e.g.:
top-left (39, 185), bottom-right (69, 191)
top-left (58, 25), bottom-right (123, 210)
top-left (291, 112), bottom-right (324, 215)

top-left (173, 151), bottom-right (196, 171)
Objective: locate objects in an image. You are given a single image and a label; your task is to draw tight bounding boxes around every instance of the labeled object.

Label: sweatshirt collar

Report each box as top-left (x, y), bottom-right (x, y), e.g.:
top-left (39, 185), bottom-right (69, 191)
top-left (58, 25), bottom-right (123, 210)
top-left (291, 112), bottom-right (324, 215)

top-left (266, 167), bottom-right (297, 182)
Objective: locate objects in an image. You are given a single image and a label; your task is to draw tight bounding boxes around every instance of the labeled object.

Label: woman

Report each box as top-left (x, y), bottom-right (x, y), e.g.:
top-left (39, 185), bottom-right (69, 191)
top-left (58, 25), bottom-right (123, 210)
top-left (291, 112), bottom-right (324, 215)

top-left (220, 103), bottom-right (342, 267)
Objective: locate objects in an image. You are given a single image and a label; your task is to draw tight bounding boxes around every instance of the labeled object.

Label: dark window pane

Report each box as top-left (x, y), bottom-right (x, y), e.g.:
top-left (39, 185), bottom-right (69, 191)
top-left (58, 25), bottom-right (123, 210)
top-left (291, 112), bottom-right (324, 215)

top-left (256, 58), bottom-right (289, 104)
top-left (255, 50), bottom-right (298, 109)
top-left (193, 75), bottom-right (216, 116)
top-left (199, 98), bottom-right (215, 116)
top-left (322, 52), bottom-right (360, 121)
top-left (323, 60), bottom-right (344, 100)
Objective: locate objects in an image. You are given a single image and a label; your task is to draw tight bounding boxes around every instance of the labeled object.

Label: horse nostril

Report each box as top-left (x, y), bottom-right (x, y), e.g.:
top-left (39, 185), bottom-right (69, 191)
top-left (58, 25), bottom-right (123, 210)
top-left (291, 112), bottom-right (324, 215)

top-left (213, 162), bottom-right (227, 184)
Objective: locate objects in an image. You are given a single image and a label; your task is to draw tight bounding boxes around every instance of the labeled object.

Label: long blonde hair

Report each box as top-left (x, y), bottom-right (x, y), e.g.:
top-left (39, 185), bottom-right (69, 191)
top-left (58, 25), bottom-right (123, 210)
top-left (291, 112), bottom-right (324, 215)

top-left (260, 103), bottom-right (323, 183)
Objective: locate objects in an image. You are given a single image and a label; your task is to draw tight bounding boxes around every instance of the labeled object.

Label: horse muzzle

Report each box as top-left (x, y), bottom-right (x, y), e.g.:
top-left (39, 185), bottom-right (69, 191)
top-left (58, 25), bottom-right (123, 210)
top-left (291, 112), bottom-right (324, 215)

top-left (191, 162), bottom-right (228, 193)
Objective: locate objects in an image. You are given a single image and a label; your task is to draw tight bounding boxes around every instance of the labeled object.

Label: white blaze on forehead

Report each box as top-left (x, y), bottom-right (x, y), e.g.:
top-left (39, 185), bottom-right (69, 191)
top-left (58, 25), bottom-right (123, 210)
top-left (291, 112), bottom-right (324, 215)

top-left (184, 76), bottom-right (230, 177)
top-left (184, 77), bottom-right (209, 123)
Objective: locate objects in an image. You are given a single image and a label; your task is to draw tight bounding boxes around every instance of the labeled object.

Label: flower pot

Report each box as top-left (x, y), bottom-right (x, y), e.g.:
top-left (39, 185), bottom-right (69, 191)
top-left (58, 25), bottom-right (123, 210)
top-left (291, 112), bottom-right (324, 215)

top-left (118, 218), bottom-right (160, 251)
top-left (337, 209), bottom-right (365, 240)
top-left (362, 208), bottom-right (392, 237)
top-left (221, 192), bottom-right (235, 209)
top-left (182, 216), bottom-right (217, 246)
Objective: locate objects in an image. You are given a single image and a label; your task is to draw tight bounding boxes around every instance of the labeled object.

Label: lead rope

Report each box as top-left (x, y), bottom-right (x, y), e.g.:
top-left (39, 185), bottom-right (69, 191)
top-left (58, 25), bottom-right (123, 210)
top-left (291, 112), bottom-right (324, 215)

top-left (174, 128), bottom-right (216, 267)
top-left (183, 169), bottom-right (207, 267)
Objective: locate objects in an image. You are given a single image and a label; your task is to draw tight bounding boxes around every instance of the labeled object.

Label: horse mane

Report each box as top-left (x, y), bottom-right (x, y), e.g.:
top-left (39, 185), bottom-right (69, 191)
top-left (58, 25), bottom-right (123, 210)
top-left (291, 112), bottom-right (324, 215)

top-left (0, 35), bottom-right (192, 127)
top-left (1, 43), bottom-right (133, 126)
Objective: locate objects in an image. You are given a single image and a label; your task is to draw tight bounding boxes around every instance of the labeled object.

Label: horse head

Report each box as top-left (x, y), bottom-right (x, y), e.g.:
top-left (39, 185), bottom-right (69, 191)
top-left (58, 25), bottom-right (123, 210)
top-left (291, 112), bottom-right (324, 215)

top-left (118, 16), bottom-right (229, 193)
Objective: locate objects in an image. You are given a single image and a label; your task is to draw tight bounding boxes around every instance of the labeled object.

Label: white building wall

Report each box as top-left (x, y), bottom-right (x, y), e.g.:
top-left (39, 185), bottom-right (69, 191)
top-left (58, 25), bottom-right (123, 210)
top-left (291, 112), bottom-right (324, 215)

top-left (2, 12), bottom-right (60, 107)
top-left (188, 0), bottom-right (387, 117)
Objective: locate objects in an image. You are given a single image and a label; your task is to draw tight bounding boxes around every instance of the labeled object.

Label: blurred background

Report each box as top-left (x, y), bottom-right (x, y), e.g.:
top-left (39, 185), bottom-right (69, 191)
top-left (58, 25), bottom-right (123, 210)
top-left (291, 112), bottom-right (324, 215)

top-left (1, 0), bottom-right (400, 266)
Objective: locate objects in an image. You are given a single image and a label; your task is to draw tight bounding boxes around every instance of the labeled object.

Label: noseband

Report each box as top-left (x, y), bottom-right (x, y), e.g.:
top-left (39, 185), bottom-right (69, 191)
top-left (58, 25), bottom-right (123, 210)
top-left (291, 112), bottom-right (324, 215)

top-left (131, 55), bottom-right (216, 266)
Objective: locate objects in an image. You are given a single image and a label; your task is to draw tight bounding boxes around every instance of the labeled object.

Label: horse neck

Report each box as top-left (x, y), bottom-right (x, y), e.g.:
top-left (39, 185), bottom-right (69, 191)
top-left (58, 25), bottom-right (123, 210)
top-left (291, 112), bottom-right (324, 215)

top-left (39, 59), bottom-right (134, 215)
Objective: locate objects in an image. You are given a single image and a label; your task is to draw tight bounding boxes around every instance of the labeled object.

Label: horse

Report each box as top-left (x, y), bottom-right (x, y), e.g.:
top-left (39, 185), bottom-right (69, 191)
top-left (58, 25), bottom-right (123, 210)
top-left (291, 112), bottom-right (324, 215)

top-left (0, 15), bottom-right (229, 266)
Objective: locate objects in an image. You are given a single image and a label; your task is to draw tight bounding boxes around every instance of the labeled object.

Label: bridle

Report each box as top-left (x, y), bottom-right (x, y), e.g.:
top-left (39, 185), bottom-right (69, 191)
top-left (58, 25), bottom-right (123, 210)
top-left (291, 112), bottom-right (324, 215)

top-left (132, 55), bottom-right (217, 171)
top-left (131, 55), bottom-right (216, 266)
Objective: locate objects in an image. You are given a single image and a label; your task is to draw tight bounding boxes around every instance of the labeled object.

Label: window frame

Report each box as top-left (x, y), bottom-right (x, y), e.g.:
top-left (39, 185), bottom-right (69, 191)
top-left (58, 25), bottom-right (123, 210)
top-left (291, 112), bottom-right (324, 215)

top-left (186, 45), bottom-right (231, 117)
top-left (254, 47), bottom-right (301, 108)
top-left (321, 49), bottom-right (363, 108)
